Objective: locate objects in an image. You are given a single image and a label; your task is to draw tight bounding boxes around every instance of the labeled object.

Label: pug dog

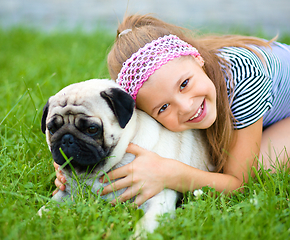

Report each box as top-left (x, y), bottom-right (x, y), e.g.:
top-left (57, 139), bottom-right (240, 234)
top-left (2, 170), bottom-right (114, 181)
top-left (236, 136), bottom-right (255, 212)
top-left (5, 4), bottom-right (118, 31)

top-left (39, 79), bottom-right (213, 237)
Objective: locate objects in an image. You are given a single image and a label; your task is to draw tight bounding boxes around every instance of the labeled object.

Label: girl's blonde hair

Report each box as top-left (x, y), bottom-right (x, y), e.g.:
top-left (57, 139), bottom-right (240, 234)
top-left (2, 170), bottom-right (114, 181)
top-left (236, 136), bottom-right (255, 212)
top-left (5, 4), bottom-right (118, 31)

top-left (107, 14), bottom-right (271, 172)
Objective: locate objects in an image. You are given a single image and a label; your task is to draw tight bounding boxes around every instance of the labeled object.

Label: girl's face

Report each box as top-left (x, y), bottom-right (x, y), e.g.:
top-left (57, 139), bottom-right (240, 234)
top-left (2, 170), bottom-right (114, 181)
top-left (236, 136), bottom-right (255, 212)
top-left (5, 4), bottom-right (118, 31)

top-left (136, 56), bottom-right (217, 132)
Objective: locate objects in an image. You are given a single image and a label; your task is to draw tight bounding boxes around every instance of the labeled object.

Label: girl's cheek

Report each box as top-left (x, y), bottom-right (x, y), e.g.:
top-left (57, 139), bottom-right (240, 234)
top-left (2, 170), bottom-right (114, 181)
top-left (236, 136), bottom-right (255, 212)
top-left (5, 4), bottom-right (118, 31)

top-left (162, 120), bottom-right (180, 132)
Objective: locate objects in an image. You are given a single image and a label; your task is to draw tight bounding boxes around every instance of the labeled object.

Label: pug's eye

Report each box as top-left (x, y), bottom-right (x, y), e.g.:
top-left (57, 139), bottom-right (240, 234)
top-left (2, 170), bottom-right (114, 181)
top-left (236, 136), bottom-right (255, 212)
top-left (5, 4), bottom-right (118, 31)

top-left (49, 128), bottom-right (55, 135)
top-left (86, 125), bottom-right (100, 135)
top-left (47, 116), bottom-right (64, 135)
top-left (47, 125), bottom-right (58, 135)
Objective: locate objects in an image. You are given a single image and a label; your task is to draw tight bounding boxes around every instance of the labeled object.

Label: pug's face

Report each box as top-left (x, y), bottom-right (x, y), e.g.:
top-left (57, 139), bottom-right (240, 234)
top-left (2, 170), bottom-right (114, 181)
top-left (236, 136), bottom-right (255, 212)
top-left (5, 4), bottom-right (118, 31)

top-left (41, 79), bottom-right (135, 173)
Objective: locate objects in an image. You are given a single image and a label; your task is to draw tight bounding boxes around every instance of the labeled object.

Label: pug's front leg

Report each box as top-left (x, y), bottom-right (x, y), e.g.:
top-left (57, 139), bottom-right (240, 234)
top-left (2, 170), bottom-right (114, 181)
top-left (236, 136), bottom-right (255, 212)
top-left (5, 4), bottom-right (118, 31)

top-left (38, 189), bottom-right (71, 217)
top-left (132, 189), bottom-right (178, 239)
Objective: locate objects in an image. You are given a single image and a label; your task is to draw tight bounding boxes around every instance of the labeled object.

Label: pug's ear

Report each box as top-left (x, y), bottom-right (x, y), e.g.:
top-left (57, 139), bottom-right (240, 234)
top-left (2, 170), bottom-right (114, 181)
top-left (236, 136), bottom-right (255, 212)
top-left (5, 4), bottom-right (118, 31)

top-left (41, 100), bottom-right (49, 134)
top-left (100, 88), bottom-right (135, 129)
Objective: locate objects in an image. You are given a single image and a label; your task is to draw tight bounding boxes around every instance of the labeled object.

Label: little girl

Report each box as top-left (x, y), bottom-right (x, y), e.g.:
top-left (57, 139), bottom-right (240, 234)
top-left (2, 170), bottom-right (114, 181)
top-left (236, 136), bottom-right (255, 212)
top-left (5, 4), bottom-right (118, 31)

top-left (54, 14), bottom-right (290, 206)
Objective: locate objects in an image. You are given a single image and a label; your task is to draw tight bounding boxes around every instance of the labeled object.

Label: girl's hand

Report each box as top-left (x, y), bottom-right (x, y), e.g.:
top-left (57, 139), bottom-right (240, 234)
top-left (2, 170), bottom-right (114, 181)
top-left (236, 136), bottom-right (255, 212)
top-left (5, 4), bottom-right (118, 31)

top-left (52, 162), bottom-right (66, 195)
top-left (100, 143), bottom-right (172, 207)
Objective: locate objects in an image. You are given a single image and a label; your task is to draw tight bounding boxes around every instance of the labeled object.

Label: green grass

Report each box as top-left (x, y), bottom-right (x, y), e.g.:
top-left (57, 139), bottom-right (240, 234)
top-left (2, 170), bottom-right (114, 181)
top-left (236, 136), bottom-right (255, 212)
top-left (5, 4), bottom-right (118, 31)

top-left (0, 27), bottom-right (290, 240)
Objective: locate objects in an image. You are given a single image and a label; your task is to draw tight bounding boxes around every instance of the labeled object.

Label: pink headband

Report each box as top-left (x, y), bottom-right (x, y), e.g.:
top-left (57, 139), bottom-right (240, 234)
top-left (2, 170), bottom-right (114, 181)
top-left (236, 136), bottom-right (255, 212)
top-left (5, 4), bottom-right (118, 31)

top-left (116, 34), bottom-right (200, 100)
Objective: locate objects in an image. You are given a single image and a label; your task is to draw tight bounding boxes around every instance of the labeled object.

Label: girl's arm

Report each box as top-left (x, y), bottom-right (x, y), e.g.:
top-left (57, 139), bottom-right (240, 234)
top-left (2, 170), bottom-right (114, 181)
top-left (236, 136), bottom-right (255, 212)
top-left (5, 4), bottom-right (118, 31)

top-left (100, 118), bottom-right (263, 206)
top-left (167, 117), bottom-right (263, 194)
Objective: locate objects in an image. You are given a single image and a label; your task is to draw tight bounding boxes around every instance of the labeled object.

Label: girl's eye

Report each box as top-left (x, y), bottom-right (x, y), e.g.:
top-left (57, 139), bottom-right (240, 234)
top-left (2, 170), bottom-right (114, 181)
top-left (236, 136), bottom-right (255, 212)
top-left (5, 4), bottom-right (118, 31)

top-left (159, 103), bottom-right (169, 114)
top-left (180, 79), bottom-right (189, 90)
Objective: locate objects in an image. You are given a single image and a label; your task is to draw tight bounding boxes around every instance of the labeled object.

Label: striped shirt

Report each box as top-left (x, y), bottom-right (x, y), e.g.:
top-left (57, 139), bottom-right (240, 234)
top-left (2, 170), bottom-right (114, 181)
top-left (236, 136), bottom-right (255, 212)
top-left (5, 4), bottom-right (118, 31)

top-left (218, 42), bottom-right (290, 129)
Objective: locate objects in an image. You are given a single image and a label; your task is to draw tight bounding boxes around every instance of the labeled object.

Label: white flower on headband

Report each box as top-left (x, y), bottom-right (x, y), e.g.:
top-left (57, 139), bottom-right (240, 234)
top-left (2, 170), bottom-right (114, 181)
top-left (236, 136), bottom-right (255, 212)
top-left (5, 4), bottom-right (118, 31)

top-left (118, 29), bottom-right (132, 38)
top-left (116, 34), bottom-right (200, 100)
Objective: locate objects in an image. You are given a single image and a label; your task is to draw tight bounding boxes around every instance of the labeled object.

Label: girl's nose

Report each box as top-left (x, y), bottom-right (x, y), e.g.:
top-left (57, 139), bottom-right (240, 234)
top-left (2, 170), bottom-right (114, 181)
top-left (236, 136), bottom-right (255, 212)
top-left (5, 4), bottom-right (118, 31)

top-left (176, 96), bottom-right (192, 115)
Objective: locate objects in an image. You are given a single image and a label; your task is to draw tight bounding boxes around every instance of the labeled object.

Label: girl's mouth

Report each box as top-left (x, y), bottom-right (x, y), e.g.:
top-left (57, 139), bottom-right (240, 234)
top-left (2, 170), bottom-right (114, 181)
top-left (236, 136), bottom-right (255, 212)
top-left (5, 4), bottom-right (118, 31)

top-left (188, 100), bottom-right (206, 122)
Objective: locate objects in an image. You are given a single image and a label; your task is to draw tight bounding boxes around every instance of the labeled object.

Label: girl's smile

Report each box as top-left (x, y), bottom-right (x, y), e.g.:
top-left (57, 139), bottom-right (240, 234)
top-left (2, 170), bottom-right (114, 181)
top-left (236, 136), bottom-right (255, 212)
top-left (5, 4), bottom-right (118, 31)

top-left (187, 99), bottom-right (206, 123)
top-left (136, 55), bottom-right (217, 132)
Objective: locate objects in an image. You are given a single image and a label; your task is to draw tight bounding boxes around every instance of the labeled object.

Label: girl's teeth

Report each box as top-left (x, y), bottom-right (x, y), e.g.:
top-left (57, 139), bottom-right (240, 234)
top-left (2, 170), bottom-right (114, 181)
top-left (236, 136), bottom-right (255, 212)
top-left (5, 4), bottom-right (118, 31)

top-left (189, 103), bottom-right (204, 120)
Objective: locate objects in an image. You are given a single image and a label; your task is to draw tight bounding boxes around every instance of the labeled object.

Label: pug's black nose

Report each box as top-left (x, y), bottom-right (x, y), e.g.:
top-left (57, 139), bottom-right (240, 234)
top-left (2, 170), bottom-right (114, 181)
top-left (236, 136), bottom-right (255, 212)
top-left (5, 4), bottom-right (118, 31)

top-left (61, 134), bottom-right (75, 148)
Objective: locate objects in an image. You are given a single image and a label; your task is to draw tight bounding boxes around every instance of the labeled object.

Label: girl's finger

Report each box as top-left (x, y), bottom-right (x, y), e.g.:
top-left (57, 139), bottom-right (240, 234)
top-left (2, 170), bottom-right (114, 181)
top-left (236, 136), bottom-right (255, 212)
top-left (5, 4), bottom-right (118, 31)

top-left (110, 185), bottom-right (141, 205)
top-left (101, 177), bottom-right (132, 195)
top-left (55, 178), bottom-right (65, 191)
top-left (126, 143), bottom-right (146, 155)
top-left (101, 165), bottom-right (130, 183)
top-left (134, 191), bottom-right (152, 207)
top-left (56, 171), bottom-right (66, 184)
top-left (53, 161), bottom-right (60, 171)
top-left (52, 189), bottom-right (59, 196)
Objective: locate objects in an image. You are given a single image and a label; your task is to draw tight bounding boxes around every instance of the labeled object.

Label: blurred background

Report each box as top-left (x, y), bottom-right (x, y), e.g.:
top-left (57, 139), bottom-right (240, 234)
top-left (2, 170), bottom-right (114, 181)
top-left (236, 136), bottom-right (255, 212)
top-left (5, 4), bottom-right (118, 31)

top-left (0, 0), bottom-right (289, 36)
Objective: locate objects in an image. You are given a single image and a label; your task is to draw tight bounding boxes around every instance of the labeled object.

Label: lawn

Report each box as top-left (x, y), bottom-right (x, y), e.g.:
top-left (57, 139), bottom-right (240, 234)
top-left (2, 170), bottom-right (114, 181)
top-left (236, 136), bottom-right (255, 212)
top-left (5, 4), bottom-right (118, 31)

top-left (0, 27), bottom-right (289, 239)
